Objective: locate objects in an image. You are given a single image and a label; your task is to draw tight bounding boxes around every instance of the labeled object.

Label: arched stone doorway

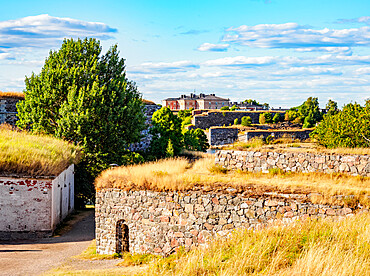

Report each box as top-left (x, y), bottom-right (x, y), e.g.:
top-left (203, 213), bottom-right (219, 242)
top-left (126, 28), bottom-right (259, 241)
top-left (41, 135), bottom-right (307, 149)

top-left (116, 220), bottom-right (129, 253)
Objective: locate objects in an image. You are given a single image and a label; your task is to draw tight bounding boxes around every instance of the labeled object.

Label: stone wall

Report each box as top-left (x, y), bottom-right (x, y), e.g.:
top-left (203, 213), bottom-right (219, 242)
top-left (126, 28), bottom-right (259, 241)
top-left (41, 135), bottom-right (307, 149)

top-left (129, 104), bottom-right (161, 152)
top-left (208, 127), bottom-right (238, 146)
top-left (241, 129), bottom-right (313, 141)
top-left (0, 164), bottom-right (74, 240)
top-left (215, 150), bottom-right (370, 176)
top-left (193, 111), bottom-right (284, 130)
top-left (0, 96), bottom-right (22, 126)
top-left (96, 188), bottom-right (362, 256)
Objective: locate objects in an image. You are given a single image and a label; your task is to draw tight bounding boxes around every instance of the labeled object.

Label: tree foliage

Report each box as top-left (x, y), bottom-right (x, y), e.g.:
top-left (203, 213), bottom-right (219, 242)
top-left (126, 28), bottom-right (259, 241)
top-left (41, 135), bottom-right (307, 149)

top-left (259, 112), bottom-right (273, 124)
top-left (326, 99), bottom-right (339, 116)
top-left (311, 101), bottom-right (370, 148)
top-left (272, 113), bottom-right (283, 124)
top-left (241, 116), bottom-right (252, 126)
top-left (150, 107), bottom-right (183, 157)
top-left (183, 128), bottom-right (209, 152)
top-left (284, 97), bottom-right (323, 128)
top-left (221, 106), bottom-right (230, 110)
top-left (16, 38), bottom-right (146, 205)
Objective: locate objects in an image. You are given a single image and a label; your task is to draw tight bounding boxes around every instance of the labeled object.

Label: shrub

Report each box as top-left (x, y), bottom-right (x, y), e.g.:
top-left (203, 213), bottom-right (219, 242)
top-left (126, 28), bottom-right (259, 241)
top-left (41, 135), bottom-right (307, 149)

top-left (272, 113), bottom-right (282, 124)
top-left (221, 106), bottom-right (229, 110)
top-left (183, 128), bottom-right (209, 152)
top-left (234, 118), bottom-right (239, 125)
top-left (230, 105), bottom-right (238, 111)
top-left (241, 116), bottom-right (252, 126)
top-left (259, 112), bottom-right (273, 124)
top-left (311, 100), bottom-right (370, 148)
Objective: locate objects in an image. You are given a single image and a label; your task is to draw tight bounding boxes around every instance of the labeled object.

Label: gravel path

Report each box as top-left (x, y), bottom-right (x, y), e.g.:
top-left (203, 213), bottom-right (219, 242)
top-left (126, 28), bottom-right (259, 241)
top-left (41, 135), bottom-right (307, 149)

top-left (0, 210), bottom-right (95, 276)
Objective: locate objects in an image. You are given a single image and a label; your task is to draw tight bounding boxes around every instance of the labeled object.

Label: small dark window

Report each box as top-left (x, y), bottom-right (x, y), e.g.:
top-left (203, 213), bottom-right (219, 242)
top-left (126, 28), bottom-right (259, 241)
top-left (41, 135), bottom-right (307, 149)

top-left (116, 220), bottom-right (129, 253)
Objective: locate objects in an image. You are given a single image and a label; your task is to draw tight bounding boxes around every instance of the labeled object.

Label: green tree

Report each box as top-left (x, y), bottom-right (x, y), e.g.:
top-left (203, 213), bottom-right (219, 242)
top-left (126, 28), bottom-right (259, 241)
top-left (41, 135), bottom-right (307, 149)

top-left (259, 112), bottom-right (273, 124)
top-left (234, 118), bottom-right (239, 125)
top-left (230, 105), bottom-right (238, 111)
top-left (16, 38), bottom-right (145, 206)
top-left (326, 99), bottom-right (339, 116)
top-left (298, 97), bottom-right (322, 124)
top-left (241, 116), bottom-right (252, 126)
top-left (244, 99), bottom-right (261, 106)
top-left (272, 113), bottom-right (282, 124)
top-left (183, 128), bottom-right (209, 152)
top-left (311, 101), bottom-right (370, 148)
top-left (166, 139), bottom-right (175, 157)
top-left (221, 106), bottom-right (230, 110)
top-left (150, 107), bottom-right (183, 157)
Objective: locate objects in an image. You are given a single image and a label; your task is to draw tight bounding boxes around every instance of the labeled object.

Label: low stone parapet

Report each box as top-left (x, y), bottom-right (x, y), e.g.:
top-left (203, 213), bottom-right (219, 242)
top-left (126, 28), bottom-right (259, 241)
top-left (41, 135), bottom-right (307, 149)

top-left (95, 188), bottom-right (363, 256)
top-left (215, 150), bottom-right (370, 176)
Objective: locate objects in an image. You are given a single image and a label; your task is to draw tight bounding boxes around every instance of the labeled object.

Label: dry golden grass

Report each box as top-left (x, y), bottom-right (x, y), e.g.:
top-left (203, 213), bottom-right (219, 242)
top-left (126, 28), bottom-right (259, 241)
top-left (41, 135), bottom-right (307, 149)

top-left (0, 91), bottom-right (24, 99)
top-left (146, 213), bottom-right (370, 276)
top-left (0, 126), bottom-right (81, 176)
top-left (96, 156), bottom-right (369, 207)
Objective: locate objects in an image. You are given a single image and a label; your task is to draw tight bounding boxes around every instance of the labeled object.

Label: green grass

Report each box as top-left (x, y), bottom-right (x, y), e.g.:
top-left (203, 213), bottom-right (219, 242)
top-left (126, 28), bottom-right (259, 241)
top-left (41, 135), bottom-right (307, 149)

top-left (0, 125), bottom-right (81, 176)
top-left (146, 214), bottom-right (370, 276)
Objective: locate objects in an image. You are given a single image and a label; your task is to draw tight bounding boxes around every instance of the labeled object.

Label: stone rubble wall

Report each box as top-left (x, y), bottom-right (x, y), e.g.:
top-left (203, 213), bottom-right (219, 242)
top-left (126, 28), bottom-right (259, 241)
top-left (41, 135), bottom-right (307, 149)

top-left (215, 150), bottom-right (370, 176)
top-left (241, 129), bottom-right (313, 142)
top-left (193, 111), bottom-right (284, 130)
top-left (96, 189), bottom-right (363, 256)
top-left (0, 97), bottom-right (21, 126)
top-left (208, 127), bottom-right (238, 146)
top-left (129, 104), bottom-right (161, 152)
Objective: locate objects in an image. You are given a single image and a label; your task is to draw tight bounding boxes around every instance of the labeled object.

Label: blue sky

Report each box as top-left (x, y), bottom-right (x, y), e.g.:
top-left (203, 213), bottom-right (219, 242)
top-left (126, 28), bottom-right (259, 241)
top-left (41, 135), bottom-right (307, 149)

top-left (0, 0), bottom-right (369, 108)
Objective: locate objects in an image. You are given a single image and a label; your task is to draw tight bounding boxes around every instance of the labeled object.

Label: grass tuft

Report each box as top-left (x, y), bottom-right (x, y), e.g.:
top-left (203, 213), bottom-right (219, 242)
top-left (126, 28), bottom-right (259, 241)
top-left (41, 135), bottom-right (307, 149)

top-left (0, 126), bottom-right (81, 176)
top-left (96, 156), bottom-right (369, 207)
top-left (146, 214), bottom-right (370, 276)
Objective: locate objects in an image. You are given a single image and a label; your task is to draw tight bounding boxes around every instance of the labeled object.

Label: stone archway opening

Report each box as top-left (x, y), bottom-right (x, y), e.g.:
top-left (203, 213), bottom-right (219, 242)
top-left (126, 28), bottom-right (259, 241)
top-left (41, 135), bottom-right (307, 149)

top-left (116, 220), bottom-right (129, 254)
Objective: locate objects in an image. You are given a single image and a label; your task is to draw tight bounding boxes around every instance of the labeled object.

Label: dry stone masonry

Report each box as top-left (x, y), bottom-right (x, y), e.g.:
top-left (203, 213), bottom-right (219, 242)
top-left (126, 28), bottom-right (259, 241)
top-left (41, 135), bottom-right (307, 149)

top-left (129, 104), bottom-right (161, 152)
top-left (0, 96), bottom-right (21, 126)
top-left (208, 127), bottom-right (239, 146)
top-left (215, 150), bottom-right (370, 176)
top-left (95, 188), bottom-right (364, 256)
top-left (193, 111), bottom-right (284, 130)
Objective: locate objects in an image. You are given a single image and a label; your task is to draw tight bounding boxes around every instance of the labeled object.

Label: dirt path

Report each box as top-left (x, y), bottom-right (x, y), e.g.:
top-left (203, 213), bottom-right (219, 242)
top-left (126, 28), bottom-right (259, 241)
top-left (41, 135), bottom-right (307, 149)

top-left (0, 210), bottom-right (95, 276)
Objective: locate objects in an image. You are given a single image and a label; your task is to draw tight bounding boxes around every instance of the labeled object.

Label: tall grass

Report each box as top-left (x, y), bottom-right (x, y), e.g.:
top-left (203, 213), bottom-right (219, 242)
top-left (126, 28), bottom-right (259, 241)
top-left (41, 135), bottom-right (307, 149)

top-left (96, 156), bottom-right (369, 207)
top-left (0, 91), bottom-right (24, 99)
top-left (0, 126), bottom-right (81, 176)
top-left (146, 214), bottom-right (370, 276)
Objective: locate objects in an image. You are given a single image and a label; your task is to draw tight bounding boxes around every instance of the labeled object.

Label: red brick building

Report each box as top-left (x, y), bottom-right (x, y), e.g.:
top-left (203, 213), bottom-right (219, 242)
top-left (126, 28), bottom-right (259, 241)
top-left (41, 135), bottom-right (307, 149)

top-left (162, 93), bottom-right (229, 110)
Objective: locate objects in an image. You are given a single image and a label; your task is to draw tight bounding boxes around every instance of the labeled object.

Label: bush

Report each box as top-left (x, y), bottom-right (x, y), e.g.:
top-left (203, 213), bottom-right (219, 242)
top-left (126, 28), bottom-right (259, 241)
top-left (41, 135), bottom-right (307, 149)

top-left (311, 101), bottom-right (370, 148)
top-left (234, 118), bottom-right (239, 125)
top-left (259, 112), bottom-right (273, 124)
top-left (230, 105), bottom-right (238, 111)
top-left (241, 116), bottom-right (252, 126)
top-left (221, 106), bottom-right (229, 110)
top-left (272, 113), bottom-right (282, 124)
top-left (183, 128), bottom-right (209, 152)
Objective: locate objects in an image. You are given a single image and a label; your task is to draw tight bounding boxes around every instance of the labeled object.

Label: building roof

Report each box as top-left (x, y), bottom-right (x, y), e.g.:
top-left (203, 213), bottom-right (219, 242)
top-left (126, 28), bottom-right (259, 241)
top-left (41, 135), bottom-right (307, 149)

top-left (163, 93), bottom-right (229, 101)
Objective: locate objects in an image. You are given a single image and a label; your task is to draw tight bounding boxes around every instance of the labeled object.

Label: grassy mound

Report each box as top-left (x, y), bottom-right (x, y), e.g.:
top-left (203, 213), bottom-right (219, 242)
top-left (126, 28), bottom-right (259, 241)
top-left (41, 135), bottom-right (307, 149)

top-left (0, 126), bottom-right (81, 176)
top-left (95, 157), bottom-right (369, 207)
top-left (148, 214), bottom-right (370, 276)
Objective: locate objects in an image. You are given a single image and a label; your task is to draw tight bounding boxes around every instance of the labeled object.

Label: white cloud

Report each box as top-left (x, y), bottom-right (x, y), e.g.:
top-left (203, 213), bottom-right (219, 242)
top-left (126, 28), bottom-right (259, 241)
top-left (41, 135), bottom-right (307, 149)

top-left (356, 67), bottom-right (370, 75)
top-left (130, 60), bottom-right (200, 74)
top-left (272, 67), bottom-right (342, 76)
top-left (295, 47), bottom-right (353, 55)
top-left (203, 56), bottom-right (276, 67)
top-left (0, 14), bottom-right (116, 49)
top-left (336, 16), bottom-right (370, 26)
top-left (197, 43), bottom-right (230, 52)
top-left (222, 23), bottom-right (370, 49)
